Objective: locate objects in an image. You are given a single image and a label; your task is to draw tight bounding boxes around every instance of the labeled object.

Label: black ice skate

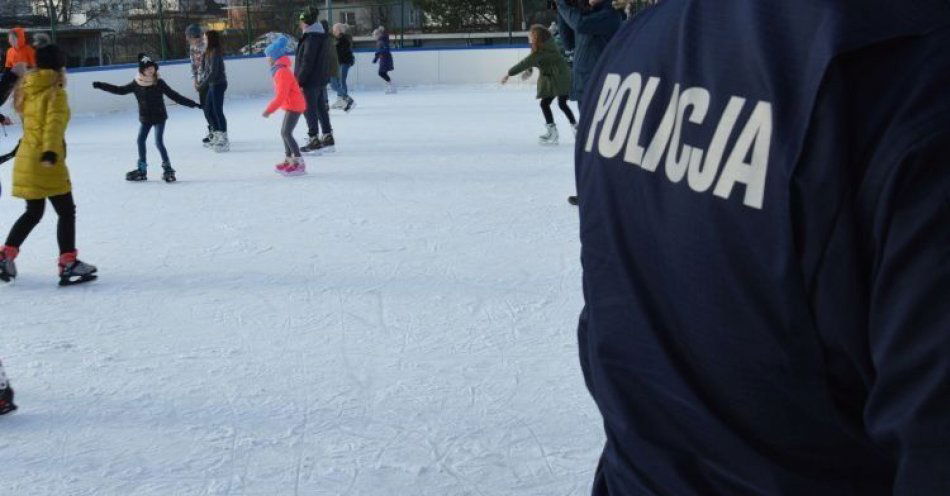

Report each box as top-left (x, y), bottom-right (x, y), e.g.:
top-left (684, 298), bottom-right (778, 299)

top-left (320, 133), bottom-right (335, 153)
top-left (568, 196), bottom-right (578, 206)
top-left (162, 162), bottom-right (177, 183)
top-left (0, 385), bottom-right (15, 416)
top-left (127, 160), bottom-right (148, 182)
top-left (0, 360), bottom-right (17, 416)
top-left (344, 97), bottom-right (356, 113)
top-left (58, 253), bottom-right (98, 287)
top-left (0, 246), bottom-right (17, 283)
top-left (301, 135), bottom-right (323, 155)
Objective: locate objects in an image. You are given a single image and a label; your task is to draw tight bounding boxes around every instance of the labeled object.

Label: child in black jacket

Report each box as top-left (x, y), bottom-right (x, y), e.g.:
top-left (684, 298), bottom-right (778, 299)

top-left (93, 53), bottom-right (201, 182)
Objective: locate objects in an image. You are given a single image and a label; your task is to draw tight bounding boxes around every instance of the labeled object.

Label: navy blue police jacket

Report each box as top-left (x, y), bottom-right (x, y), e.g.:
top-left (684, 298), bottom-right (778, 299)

top-left (575, 1), bottom-right (950, 495)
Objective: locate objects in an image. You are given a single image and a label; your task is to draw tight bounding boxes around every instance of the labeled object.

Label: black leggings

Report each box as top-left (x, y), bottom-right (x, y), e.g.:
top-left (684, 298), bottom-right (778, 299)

top-left (282, 111), bottom-right (302, 157)
top-left (378, 70), bottom-right (391, 83)
top-left (541, 95), bottom-right (576, 125)
top-left (5, 193), bottom-right (76, 254)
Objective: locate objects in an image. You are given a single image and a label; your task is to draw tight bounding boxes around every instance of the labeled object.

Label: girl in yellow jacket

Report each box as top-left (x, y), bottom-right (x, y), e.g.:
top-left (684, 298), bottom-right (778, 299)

top-left (0, 44), bottom-right (97, 286)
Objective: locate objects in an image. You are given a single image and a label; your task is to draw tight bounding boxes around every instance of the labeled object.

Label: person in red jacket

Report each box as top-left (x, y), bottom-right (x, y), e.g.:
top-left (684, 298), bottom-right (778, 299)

top-left (262, 36), bottom-right (307, 177)
top-left (5, 28), bottom-right (36, 70)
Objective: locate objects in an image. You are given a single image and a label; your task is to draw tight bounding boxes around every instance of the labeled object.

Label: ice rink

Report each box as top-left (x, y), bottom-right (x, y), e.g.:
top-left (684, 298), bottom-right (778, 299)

top-left (0, 85), bottom-right (602, 495)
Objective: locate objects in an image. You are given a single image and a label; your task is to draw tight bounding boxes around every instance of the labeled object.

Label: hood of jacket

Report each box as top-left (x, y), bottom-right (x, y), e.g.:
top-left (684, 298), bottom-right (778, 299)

top-left (11, 27), bottom-right (26, 48)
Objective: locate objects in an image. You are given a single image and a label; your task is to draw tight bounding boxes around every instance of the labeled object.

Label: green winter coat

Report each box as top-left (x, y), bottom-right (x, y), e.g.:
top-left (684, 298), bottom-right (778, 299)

top-left (13, 69), bottom-right (72, 200)
top-left (507, 39), bottom-right (572, 99)
top-left (325, 35), bottom-right (340, 79)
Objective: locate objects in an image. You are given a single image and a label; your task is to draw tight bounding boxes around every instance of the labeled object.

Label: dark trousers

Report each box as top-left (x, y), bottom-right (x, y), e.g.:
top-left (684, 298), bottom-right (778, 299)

top-left (198, 86), bottom-right (214, 132)
top-left (541, 95), bottom-right (576, 125)
top-left (302, 84), bottom-right (332, 137)
top-left (5, 193), bottom-right (76, 255)
top-left (282, 112), bottom-right (302, 157)
top-left (206, 83), bottom-right (228, 132)
top-left (138, 122), bottom-right (169, 164)
top-left (378, 70), bottom-right (391, 83)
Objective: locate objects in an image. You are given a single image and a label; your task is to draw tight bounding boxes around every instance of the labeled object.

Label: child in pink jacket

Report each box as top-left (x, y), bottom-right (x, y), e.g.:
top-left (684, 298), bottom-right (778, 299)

top-left (262, 36), bottom-right (308, 176)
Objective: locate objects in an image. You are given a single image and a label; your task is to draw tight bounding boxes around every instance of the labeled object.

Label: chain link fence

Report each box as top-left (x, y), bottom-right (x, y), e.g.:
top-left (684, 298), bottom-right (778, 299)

top-left (1, 0), bottom-right (652, 68)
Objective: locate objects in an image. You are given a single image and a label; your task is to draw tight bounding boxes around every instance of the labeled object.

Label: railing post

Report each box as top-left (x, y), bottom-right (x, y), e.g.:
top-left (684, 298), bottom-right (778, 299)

top-left (157, 0), bottom-right (167, 60)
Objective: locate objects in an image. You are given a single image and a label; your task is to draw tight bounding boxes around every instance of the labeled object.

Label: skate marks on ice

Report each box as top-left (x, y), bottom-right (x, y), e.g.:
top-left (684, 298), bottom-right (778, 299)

top-left (0, 87), bottom-right (599, 495)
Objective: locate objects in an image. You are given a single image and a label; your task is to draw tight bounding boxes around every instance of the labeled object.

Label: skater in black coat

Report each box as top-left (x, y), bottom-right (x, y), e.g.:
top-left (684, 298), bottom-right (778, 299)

top-left (0, 358), bottom-right (15, 415)
top-left (92, 53), bottom-right (201, 182)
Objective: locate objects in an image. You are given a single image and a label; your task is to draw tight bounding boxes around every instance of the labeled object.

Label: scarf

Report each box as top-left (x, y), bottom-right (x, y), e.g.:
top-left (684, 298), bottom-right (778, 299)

top-left (136, 73), bottom-right (158, 87)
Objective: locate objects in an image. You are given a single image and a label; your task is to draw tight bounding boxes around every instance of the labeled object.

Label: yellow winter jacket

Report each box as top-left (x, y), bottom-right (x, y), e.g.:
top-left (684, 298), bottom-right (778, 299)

top-left (13, 69), bottom-right (71, 200)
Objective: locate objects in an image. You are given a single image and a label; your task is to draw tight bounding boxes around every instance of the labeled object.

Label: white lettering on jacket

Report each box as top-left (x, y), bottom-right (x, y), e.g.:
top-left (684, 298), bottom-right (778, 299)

top-left (585, 73), bottom-right (773, 210)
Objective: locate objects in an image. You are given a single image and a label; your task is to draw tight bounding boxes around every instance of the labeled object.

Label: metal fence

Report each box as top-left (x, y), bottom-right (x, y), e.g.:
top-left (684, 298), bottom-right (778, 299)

top-left (1, 0), bottom-right (652, 67)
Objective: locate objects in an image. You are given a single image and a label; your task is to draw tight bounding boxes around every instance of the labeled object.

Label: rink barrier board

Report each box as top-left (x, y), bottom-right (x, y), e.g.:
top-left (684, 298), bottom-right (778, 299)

top-left (20, 45), bottom-right (534, 116)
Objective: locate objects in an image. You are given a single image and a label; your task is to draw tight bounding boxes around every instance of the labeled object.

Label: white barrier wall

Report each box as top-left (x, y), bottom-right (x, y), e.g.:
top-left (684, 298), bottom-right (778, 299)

top-left (19, 46), bottom-right (533, 116)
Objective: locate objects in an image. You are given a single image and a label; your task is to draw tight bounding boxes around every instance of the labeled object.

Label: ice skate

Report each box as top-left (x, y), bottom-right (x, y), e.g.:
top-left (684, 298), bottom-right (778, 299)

top-left (539, 123), bottom-right (559, 145)
top-left (126, 160), bottom-right (148, 181)
top-left (274, 157), bottom-right (292, 174)
top-left (161, 162), bottom-right (176, 183)
top-left (0, 246), bottom-right (18, 283)
top-left (331, 96), bottom-right (346, 110)
top-left (568, 195), bottom-right (578, 206)
top-left (301, 135), bottom-right (323, 155)
top-left (320, 133), bottom-right (335, 153)
top-left (344, 97), bottom-right (356, 113)
top-left (0, 384), bottom-right (15, 416)
top-left (58, 252), bottom-right (98, 286)
top-left (281, 157), bottom-right (307, 177)
top-left (202, 130), bottom-right (214, 147)
top-left (385, 82), bottom-right (397, 94)
top-left (212, 132), bottom-right (230, 153)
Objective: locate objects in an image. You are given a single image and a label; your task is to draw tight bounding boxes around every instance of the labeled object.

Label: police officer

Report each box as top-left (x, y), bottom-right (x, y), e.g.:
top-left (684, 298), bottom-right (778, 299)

top-left (575, 0), bottom-right (950, 494)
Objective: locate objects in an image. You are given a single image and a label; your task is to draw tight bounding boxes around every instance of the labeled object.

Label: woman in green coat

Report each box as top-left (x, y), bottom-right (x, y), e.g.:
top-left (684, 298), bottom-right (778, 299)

top-left (502, 25), bottom-right (576, 145)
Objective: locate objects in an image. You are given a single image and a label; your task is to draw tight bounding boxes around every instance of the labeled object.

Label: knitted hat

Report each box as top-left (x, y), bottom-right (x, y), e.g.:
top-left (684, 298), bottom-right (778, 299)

top-left (138, 53), bottom-right (159, 73)
top-left (264, 35), bottom-right (289, 59)
top-left (185, 23), bottom-right (203, 39)
top-left (299, 7), bottom-right (319, 25)
top-left (36, 44), bottom-right (65, 71)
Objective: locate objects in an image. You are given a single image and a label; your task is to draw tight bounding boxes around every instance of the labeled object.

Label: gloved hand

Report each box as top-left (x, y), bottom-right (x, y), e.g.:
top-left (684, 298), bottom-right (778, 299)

top-left (92, 81), bottom-right (103, 89)
top-left (40, 151), bottom-right (57, 166)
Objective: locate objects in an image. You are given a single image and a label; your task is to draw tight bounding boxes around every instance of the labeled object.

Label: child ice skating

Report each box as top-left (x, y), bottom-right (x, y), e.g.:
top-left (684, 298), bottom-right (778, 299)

top-left (263, 36), bottom-right (308, 177)
top-left (501, 25), bottom-right (575, 145)
top-left (373, 27), bottom-right (396, 94)
top-left (0, 359), bottom-right (15, 415)
top-left (197, 30), bottom-right (229, 152)
top-left (92, 53), bottom-right (202, 182)
top-left (331, 23), bottom-right (356, 112)
top-left (0, 44), bottom-right (98, 287)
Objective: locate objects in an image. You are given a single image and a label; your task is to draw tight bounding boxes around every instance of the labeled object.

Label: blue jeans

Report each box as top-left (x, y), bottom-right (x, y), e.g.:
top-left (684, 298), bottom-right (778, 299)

top-left (331, 64), bottom-right (351, 99)
top-left (206, 82), bottom-right (228, 133)
top-left (138, 122), bottom-right (169, 164)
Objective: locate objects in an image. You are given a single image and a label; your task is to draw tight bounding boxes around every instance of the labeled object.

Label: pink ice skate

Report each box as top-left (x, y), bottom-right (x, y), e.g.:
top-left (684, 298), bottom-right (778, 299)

top-left (274, 158), bottom-right (291, 174)
top-left (281, 159), bottom-right (306, 177)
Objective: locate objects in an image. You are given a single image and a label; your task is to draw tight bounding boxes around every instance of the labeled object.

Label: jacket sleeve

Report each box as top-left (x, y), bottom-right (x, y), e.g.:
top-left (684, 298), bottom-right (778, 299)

top-left (95, 81), bottom-right (136, 95)
top-left (159, 80), bottom-right (199, 107)
top-left (3, 48), bottom-right (12, 69)
top-left (264, 72), bottom-right (289, 115)
top-left (576, 6), bottom-right (622, 36)
top-left (557, 0), bottom-right (582, 31)
top-left (864, 132), bottom-right (950, 496)
top-left (508, 52), bottom-right (538, 76)
top-left (41, 89), bottom-right (69, 155)
top-left (559, 15), bottom-right (576, 52)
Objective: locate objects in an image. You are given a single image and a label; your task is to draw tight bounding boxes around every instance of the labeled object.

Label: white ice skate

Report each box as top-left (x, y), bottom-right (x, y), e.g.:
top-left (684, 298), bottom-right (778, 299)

top-left (385, 82), bottom-right (397, 94)
top-left (213, 131), bottom-right (230, 153)
top-left (331, 96), bottom-right (346, 110)
top-left (539, 124), bottom-right (559, 145)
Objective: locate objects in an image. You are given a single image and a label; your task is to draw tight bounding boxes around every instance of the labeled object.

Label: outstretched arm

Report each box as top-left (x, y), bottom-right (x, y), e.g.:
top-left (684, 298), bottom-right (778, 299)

top-left (93, 81), bottom-right (136, 95)
top-left (159, 80), bottom-right (200, 108)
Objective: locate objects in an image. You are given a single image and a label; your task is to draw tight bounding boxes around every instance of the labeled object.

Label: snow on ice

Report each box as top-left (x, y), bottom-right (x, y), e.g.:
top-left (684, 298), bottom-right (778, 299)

top-left (0, 86), bottom-right (602, 495)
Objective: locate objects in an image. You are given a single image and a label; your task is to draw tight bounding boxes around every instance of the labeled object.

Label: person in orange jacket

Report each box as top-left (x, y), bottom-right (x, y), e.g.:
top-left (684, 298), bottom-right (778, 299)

top-left (262, 35), bottom-right (307, 177)
top-left (5, 28), bottom-right (36, 70)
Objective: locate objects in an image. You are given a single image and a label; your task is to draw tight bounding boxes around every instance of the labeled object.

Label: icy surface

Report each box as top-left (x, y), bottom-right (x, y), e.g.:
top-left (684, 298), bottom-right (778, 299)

top-left (0, 86), bottom-right (600, 495)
